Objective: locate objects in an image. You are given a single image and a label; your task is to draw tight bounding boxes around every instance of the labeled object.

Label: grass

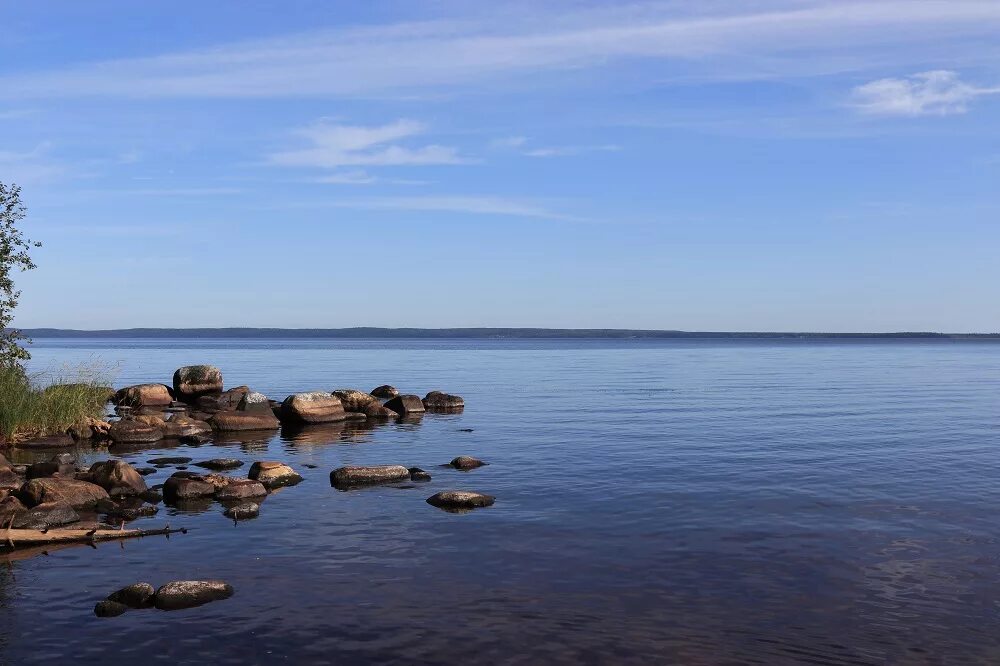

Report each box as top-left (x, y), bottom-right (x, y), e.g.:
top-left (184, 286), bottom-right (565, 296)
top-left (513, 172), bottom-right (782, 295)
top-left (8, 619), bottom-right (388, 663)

top-left (0, 364), bottom-right (114, 444)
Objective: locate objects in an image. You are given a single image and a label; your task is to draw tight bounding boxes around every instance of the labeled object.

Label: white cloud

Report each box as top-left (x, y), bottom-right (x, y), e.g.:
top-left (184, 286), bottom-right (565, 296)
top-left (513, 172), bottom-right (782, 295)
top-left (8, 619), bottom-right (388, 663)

top-left (851, 70), bottom-right (1000, 116)
top-left (523, 144), bottom-right (621, 158)
top-left (268, 119), bottom-right (468, 169)
top-left (323, 195), bottom-right (583, 221)
top-left (4, 2), bottom-right (1000, 98)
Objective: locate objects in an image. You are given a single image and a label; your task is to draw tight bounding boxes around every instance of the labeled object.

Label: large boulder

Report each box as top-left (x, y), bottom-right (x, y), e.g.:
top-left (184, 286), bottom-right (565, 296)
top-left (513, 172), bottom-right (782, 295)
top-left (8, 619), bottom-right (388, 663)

top-left (247, 461), bottom-right (302, 489)
top-left (114, 384), bottom-right (173, 407)
top-left (330, 465), bottom-right (411, 489)
top-left (162, 475), bottom-right (217, 502)
top-left (332, 389), bottom-right (382, 413)
top-left (109, 419), bottom-right (163, 444)
top-left (172, 365), bottom-right (223, 402)
top-left (161, 414), bottom-right (212, 438)
top-left (423, 391), bottom-right (464, 410)
top-left (153, 580), bottom-right (234, 611)
top-left (426, 490), bottom-right (495, 510)
top-left (20, 477), bottom-right (109, 508)
top-left (280, 392), bottom-right (346, 424)
top-left (88, 460), bottom-right (148, 496)
top-left (197, 386), bottom-right (250, 412)
top-left (210, 410), bottom-right (279, 431)
top-left (383, 394), bottom-right (425, 416)
top-left (12, 501), bottom-right (81, 529)
top-left (370, 385), bottom-right (399, 398)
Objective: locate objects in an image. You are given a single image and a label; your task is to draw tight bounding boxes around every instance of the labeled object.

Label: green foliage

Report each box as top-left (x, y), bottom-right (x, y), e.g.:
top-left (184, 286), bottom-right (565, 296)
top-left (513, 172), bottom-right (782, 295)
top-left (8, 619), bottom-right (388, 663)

top-left (0, 364), bottom-right (113, 443)
top-left (0, 182), bottom-right (41, 367)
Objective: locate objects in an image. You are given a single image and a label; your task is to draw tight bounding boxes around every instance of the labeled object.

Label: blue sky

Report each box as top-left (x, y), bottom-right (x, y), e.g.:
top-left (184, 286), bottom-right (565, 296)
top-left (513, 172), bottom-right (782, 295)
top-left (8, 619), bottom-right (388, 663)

top-left (1, 0), bottom-right (999, 332)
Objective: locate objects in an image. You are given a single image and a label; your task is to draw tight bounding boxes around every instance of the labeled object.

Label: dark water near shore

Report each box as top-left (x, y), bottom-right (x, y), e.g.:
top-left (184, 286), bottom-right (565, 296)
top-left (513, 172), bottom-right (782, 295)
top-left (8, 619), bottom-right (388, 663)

top-left (4, 338), bottom-right (1000, 664)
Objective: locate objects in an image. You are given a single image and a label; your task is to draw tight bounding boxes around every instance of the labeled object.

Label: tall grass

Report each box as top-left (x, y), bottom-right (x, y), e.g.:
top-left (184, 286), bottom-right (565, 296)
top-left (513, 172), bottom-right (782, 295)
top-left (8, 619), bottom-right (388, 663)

top-left (0, 363), bottom-right (114, 444)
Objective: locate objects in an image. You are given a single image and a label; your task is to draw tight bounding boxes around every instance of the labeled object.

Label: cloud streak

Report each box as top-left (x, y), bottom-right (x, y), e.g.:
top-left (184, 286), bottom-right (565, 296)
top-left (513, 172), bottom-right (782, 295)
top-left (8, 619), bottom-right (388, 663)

top-left (322, 195), bottom-right (583, 221)
top-left (4, 2), bottom-right (1000, 98)
top-left (851, 70), bottom-right (1000, 116)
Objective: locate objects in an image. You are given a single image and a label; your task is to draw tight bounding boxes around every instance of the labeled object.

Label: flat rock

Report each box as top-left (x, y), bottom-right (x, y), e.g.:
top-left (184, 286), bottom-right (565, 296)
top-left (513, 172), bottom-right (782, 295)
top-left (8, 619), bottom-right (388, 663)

top-left (107, 582), bottom-right (155, 609)
top-left (153, 580), bottom-right (234, 611)
top-left (248, 461), bottom-right (302, 489)
top-left (109, 420), bottom-right (163, 444)
top-left (194, 458), bottom-right (244, 471)
top-left (214, 479), bottom-right (267, 500)
top-left (20, 477), bottom-right (109, 509)
top-left (147, 456), bottom-right (192, 465)
top-left (16, 434), bottom-right (75, 449)
top-left (224, 501), bottom-right (260, 520)
top-left (162, 414), bottom-right (212, 438)
top-left (426, 490), bottom-right (496, 510)
top-left (330, 465), bottom-right (411, 489)
top-left (12, 501), bottom-right (81, 529)
top-left (210, 411), bottom-right (279, 431)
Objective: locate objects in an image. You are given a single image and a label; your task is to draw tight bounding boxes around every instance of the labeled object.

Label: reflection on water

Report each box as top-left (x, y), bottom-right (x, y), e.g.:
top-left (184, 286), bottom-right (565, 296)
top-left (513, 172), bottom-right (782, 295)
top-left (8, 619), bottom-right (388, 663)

top-left (2, 338), bottom-right (1000, 664)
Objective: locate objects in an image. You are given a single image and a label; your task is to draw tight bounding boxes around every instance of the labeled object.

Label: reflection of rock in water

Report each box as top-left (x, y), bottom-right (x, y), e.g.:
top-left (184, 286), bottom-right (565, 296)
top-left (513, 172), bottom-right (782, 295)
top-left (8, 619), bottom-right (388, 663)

top-left (280, 419), bottom-right (386, 445)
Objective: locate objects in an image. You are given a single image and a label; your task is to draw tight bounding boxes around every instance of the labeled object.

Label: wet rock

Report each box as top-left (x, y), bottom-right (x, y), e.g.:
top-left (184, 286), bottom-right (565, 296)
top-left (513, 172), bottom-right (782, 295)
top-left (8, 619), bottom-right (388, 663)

top-left (162, 476), bottom-right (216, 502)
top-left (214, 479), bottom-right (266, 501)
top-left (135, 467), bottom-right (157, 476)
top-left (209, 410), bottom-right (279, 431)
top-left (153, 580), bottom-right (234, 611)
top-left (88, 460), bottom-right (148, 496)
top-left (423, 391), bottom-right (465, 410)
top-left (16, 434), bottom-right (75, 449)
top-left (139, 489), bottom-right (163, 504)
top-left (147, 456), bottom-right (192, 465)
top-left (180, 434), bottom-right (211, 445)
top-left (383, 394), bottom-right (425, 416)
top-left (330, 465), bottom-right (411, 489)
top-left (426, 491), bottom-right (495, 510)
top-left (248, 461), bottom-right (302, 489)
top-left (20, 477), bottom-right (109, 508)
top-left (224, 501), bottom-right (260, 520)
top-left (13, 502), bottom-right (81, 529)
top-left (344, 412), bottom-right (367, 421)
top-left (162, 414), bottom-right (212, 438)
top-left (172, 365), bottom-right (223, 402)
top-left (97, 497), bottom-right (158, 521)
top-left (280, 392), bottom-right (346, 424)
top-left (458, 428), bottom-right (474, 433)
top-left (107, 582), bottom-right (155, 609)
top-left (109, 419), bottom-right (163, 444)
top-left (194, 458), bottom-right (244, 471)
top-left (94, 600), bottom-right (128, 617)
top-left (365, 404), bottom-right (400, 419)
top-left (409, 467), bottom-right (432, 482)
top-left (449, 456), bottom-right (486, 470)
top-left (370, 385), bottom-right (399, 399)
top-left (114, 384), bottom-right (173, 407)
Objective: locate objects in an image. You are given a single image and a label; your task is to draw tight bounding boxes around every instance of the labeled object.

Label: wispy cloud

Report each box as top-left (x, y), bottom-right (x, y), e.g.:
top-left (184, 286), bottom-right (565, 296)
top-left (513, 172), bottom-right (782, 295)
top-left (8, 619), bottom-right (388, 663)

top-left (0, 143), bottom-right (72, 184)
top-left (851, 70), bottom-right (1000, 116)
top-left (491, 135), bottom-right (620, 158)
top-left (321, 195), bottom-right (583, 221)
top-left (268, 119), bottom-right (468, 169)
top-left (4, 3), bottom-right (1000, 98)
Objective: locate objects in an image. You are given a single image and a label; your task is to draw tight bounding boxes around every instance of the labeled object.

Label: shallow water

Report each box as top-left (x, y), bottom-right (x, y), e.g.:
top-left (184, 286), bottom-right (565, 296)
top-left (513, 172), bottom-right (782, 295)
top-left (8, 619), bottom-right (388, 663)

top-left (3, 338), bottom-right (1000, 664)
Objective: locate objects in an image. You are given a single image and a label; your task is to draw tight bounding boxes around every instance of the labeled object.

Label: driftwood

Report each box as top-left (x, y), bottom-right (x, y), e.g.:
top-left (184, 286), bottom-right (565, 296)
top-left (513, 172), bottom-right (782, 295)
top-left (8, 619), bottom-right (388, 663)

top-left (1, 520), bottom-right (187, 551)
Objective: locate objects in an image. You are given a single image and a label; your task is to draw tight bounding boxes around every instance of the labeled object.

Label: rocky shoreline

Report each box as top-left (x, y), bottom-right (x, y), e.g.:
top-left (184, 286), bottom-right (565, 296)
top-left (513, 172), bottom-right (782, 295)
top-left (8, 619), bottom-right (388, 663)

top-left (0, 365), bottom-right (494, 569)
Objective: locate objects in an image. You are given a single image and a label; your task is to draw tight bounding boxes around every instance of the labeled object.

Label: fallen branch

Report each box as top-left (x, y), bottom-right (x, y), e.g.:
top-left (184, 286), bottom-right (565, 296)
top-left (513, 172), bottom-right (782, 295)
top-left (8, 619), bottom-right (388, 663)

top-left (0, 524), bottom-right (187, 551)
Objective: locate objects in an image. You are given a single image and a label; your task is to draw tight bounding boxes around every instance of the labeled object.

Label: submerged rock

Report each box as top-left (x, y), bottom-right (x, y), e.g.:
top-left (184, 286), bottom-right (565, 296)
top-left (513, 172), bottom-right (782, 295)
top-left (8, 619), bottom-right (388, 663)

top-left (194, 458), bottom-right (244, 471)
top-left (426, 491), bottom-right (495, 510)
top-left (172, 365), bottom-right (223, 402)
top-left (409, 467), bottom-right (432, 482)
top-left (248, 461), bottom-right (302, 489)
top-left (153, 580), bottom-right (234, 611)
top-left (330, 465), bottom-right (411, 489)
top-left (280, 392), bottom-right (346, 424)
top-left (88, 460), bottom-right (148, 496)
top-left (114, 384), bottom-right (173, 407)
top-left (107, 582), bottom-right (156, 609)
top-left (383, 394), bottom-right (425, 416)
top-left (423, 391), bottom-right (465, 410)
top-left (449, 456), bottom-right (486, 470)
top-left (370, 385), bottom-right (399, 399)
top-left (94, 600), bottom-right (129, 617)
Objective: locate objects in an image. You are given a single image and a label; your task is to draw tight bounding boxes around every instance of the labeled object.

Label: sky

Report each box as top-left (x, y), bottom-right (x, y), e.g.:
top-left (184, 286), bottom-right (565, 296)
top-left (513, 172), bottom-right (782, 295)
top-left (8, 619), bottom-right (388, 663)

top-left (1, 0), bottom-right (998, 332)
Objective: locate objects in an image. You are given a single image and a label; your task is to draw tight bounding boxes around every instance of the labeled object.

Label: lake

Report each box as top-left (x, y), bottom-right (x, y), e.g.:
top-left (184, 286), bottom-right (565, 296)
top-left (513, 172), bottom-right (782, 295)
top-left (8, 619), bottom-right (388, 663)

top-left (3, 338), bottom-right (1000, 664)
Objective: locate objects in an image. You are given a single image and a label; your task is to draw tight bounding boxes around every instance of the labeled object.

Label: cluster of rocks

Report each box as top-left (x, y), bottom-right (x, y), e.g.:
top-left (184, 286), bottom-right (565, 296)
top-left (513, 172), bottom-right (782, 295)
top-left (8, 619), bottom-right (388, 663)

top-left (95, 579), bottom-right (234, 616)
top-left (160, 460), bottom-right (302, 520)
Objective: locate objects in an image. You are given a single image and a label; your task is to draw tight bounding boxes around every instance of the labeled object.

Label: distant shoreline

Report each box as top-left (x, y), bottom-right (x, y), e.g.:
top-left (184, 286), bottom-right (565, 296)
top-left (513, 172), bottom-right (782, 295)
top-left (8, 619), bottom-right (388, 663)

top-left (15, 327), bottom-right (1000, 340)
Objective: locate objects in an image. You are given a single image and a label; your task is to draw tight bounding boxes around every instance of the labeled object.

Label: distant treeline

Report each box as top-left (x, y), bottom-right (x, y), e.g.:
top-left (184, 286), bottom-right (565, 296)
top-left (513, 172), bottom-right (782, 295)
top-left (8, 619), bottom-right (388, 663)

top-left (14, 327), bottom-right (1000, 340)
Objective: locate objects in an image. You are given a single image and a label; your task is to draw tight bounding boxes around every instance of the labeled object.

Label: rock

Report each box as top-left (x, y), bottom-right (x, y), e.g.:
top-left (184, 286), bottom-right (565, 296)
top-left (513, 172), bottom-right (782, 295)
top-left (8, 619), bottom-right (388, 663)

top-left (26, 461), bottom-right (76, 479)
top-left (13, 501), bottom-right (81, 529)
top-left (96, 498), bottom-right (158, 521)
top-left (135, 467), bottom-right (157, 476)
top-left (426, 491), bottom-right (496, 510)
top-left (179, 433), bottom-right (212, 445)
top-left (88, 460), bottom-right (148, 496)
top-left (52, 453), bottom-right (75, 465)
top-left (365, 404), bottom-right (400, 419)
top-left (330, 465), bottom-right (411, 489)
top-left (114, 384), bottom-right (173, 407)
top-left (147, 456), bottom-right (192, 465)
top-left (172, 365), bottom-right (223, 402)
top-left (224, 502), bottom-right (260, 520)
top-left (0, 495), bottom-right (26, 523)
top-left (131, 414), bottom-right (166, 428)
top-left (109, 420), bottom-right (163, 444)
top-left (280, 392), bottom-right (346, 424)
top-left (344, 412), bottom-right (367, 421)
top-left (197, 473), bottom-right (232, 491)
top-left (332, 389), bottom-right (382, 413)
top-left (370, 385), bottom-right (399, 398)
top-left (94, 600), bottom-right (129, 617)
top-left (198, 386), bottom-right (250, 412)
top-left (0, 468), bottom-right (23, 492)
top-left (383, 394), bottom-right (425, 416)
top-left (194, 458), bottom-right (244, 471)
top-left (214, 479), bottom-right (267, 501)
top-left (210, 410), bottom-right (279, 431)
top-left (248, 461), bottom-right (302, 489)
top-left (153, 580), bottom-right (234, 611)
top-left (107, 582), bottom-right (155, 609)
top-left (423, 391), bottom-right (465, 410)
top-left (162, 414), bottom-right (212, 438)
top-left (16, 434), bottom-right (75, 449)
top-left (162, 476), bottom-right (216, 502)
top-left (449, 456), bottom-right (486, 470)
top-left (409, 467), bottom-right (432, 482)
top-left (236, 391), bottom-right (272, 414)
top-left (20, 477), bottom-right (109, 508)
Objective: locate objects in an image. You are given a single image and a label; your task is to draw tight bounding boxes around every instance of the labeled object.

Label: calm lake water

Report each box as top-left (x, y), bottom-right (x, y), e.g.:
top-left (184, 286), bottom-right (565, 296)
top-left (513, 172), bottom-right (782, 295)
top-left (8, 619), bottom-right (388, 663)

top-left (3, 338), bottom-right (1000, 664)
